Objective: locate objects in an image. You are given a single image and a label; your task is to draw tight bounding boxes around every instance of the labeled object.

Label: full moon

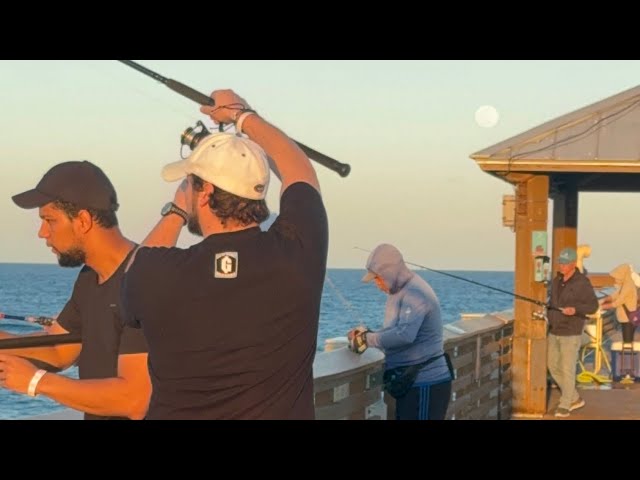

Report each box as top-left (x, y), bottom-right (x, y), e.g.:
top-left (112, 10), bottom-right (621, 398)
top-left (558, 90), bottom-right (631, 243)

top-left (475, 105), bottom-right (500, 128)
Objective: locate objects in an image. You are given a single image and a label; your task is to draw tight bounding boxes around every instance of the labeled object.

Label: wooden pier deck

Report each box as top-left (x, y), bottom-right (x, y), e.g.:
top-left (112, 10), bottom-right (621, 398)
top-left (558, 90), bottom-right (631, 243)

top-left (543, 382), bottom-right (640, 420)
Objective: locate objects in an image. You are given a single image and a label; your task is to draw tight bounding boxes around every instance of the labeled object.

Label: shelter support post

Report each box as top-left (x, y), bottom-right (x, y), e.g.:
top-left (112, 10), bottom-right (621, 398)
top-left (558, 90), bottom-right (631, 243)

top-left (551, 183), bottom-right (578, 270)
top-left (512, 175), bottom-right (549, 417)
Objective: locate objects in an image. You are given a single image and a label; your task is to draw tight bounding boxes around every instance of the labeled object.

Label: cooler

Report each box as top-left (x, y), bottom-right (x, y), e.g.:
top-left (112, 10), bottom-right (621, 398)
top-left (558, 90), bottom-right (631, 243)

top-left (610, 341), bottom-right (640, 381)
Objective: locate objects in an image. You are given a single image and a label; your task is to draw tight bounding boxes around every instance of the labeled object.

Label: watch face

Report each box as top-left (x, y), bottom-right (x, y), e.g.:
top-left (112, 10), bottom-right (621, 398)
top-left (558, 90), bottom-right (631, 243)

top-left (161, 202), bottom-right (173, 216)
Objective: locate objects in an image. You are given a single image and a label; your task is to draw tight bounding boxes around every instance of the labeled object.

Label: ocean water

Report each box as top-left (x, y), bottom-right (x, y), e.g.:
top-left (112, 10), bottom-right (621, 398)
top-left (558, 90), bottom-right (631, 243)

top-left (0, 263), bottom-right (514, 419)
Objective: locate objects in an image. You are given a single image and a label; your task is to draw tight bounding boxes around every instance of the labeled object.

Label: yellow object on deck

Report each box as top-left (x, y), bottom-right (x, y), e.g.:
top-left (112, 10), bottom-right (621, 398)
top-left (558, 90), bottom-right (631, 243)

top-left (578, 310), bottom-right (612, 384)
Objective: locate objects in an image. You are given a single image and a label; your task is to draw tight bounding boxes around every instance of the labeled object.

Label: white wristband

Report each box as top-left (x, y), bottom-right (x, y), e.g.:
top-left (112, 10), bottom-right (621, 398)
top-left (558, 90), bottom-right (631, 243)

top-left (236, 111), bottom-right (257, 135)
top-left (28, 369), bottom-right (47, 397)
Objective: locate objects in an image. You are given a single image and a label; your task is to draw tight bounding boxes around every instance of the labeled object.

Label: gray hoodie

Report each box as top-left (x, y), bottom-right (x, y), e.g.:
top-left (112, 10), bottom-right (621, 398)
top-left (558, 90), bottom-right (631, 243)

top-left (364, 244), bottom-right (450, 384)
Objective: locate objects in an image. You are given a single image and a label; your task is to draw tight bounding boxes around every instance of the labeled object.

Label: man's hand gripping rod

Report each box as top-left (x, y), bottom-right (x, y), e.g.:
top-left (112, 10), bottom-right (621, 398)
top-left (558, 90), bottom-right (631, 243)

top-left (119, 60), bottom-right (351, 178)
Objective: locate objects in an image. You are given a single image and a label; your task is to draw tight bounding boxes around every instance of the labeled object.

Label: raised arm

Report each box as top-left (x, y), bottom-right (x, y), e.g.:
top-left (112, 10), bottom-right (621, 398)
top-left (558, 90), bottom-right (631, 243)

top-left (136, 179), bottom-right (189, 250)
top-left (200, 90), bottom-right (320, 196)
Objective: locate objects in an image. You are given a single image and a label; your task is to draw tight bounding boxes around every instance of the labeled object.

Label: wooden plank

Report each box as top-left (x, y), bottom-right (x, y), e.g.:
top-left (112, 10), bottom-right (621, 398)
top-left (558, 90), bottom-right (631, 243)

top-left (454, 381), bottom-right (500, 413)
top-left (499, 387), bottom-right (513, 404)
top-left (315, 388), bottom-right (383, 420)
top-left (498, 352), bottom-right (513, 365)
top-left (475, 380), bottom-right (501, 402)
top-left (451, 374), bottom-right (473, 393)
top-left (499, 406), bottom-right (512, 420)
top-left (477, 160), bottom-right (640, 174)
top-left (443, 319), bottom-right (509, 348)
top-left (447, 339), bottom-right (481, 356)
top-left (468, 399), bottom-right (499, 420)
top-left (450, 351), bottom-right (475, 370)
top-left (314, 366), bottom-right (382, 393)
top-left (477, 359), bottom-right (500, 379)
top-left (589, 274), bottom-right (614, 288)
top-left (481, 342), bottom-right (501, 356)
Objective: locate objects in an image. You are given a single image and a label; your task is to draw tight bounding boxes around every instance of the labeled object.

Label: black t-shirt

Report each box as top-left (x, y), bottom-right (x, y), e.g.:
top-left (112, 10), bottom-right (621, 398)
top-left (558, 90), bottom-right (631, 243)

top-left (57, 248), bottom-right (149, 420)
top-left (122, 182), bottom-right (328, 419)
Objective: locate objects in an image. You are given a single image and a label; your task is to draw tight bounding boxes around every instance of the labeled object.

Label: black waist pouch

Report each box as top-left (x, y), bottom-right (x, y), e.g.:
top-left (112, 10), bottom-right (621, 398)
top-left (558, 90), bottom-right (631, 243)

top-left (383, 353), bottom-right (454, 399)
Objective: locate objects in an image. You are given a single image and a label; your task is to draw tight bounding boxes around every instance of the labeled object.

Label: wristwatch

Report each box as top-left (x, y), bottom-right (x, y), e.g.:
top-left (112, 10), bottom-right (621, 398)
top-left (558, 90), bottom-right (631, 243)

top-left (161, 202), bottom-right (188, 225)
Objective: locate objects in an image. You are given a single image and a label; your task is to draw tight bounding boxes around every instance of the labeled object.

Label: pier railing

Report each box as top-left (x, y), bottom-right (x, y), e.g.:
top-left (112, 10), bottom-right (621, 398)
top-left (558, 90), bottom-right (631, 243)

top-left (441, 311), bottom-right (515, 420)
top-left (312, 346), bottom-right (386, 420)
top-left (312, 303), bottom-right (617, 421)
top-left (312, 312), bottom-right (516, 420)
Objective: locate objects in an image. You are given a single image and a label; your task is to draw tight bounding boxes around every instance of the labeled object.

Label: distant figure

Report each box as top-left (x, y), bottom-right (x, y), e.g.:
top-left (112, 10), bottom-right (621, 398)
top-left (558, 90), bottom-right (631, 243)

top-left (347, 244), bottom-right (453, 420)
top-left (121, 89), bottom-right (328, 419)
top-left (547, 247), bottom-right (599, 418)
top-left (0, 161), bottom-right (150, 420)
top-left (576, 244), bottom-right (591, 275)
top-left (600, 263), bottom-right (638, 344)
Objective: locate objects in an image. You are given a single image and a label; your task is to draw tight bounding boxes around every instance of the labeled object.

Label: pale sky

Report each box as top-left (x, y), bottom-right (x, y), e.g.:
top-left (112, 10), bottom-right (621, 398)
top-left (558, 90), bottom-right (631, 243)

top-left (1, 60), bottom-right (639, 271)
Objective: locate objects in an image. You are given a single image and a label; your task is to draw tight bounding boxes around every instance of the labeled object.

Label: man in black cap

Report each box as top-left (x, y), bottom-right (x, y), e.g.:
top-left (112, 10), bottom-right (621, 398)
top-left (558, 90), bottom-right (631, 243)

top-left (0, 161), bottom-right (150, 420)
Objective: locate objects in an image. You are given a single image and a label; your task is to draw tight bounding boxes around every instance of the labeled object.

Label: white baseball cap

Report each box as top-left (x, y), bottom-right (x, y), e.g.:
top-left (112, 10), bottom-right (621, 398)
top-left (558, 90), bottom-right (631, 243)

top-left (161, 132), bottom-right (270, 200)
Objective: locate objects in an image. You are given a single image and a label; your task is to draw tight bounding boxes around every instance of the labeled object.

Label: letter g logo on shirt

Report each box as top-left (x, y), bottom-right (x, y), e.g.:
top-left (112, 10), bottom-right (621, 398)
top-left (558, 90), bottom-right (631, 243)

top-left (214, 252), bottom-right (239, 279)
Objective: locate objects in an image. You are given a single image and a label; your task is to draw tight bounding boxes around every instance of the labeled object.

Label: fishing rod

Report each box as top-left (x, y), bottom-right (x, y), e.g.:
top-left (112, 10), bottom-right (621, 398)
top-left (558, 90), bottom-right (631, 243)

top-left (118, 60), bottom-right (352, 178)
top-left (0, 333), bottom-right (81, 351)
top-left (354, 247), bottom-right (561, 313)
top-left (0, 312), bottom-right (55, 327)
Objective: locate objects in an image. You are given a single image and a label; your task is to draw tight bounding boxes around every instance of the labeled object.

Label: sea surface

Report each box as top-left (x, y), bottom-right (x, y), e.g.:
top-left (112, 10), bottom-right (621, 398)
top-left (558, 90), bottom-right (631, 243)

top-left (0, 263), bottom-right (514, 419)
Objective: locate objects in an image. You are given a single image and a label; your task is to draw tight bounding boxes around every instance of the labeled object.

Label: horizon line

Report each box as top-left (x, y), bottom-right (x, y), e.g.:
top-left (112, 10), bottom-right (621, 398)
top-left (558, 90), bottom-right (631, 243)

top-left (0, 261), bottom-right (515, 273)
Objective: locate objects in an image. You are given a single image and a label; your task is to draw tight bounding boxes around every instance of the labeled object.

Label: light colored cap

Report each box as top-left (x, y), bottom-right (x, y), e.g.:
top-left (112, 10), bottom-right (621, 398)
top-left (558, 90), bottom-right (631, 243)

top-left (162, 132), bottom-right (270, 200)
top-left (557, 247), bottom-right (577, 265)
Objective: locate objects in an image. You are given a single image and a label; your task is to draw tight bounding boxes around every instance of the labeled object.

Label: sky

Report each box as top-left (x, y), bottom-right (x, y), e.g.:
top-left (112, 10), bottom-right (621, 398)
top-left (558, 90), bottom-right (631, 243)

top-left (1, 60), bottom-right (639, 271)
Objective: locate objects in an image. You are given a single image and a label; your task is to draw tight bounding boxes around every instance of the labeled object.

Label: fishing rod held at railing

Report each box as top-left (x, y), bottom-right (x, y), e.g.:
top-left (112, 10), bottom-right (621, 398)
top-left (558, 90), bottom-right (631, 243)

top-left (353, 247), bottom-right (562, 313)
top-left (0, 312), bottom-right (55, 327)
top-left (118, 60), bottom-right (352, 178)
top-left (0, 333), bottom-right (82, 350)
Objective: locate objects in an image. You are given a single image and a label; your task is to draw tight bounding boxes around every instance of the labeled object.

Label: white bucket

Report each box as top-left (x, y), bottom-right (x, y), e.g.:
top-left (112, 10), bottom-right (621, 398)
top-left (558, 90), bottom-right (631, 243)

top-left (324, 336), bottom-right (349, 352)
top-left (611, 341), bottom-right (640, 352)
top-left (581, 324), bottom-right (598, 346)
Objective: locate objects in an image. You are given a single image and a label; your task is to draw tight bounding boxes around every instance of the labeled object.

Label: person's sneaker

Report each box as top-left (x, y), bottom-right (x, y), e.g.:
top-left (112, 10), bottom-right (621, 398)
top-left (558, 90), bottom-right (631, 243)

top-left (554, 407), bottom-right (570, 418)
top-left (569, 398), bottom-right (586, 412)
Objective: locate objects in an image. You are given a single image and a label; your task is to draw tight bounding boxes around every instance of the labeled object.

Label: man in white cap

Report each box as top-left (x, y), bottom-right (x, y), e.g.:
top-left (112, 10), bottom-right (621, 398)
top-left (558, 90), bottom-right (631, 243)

top-left (121, 89), bottom-right (328, 419)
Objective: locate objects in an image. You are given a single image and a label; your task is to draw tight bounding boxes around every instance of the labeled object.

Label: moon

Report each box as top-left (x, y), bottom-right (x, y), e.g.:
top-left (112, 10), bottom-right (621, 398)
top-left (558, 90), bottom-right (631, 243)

top-left (475, 105), bottom-right (500, 128)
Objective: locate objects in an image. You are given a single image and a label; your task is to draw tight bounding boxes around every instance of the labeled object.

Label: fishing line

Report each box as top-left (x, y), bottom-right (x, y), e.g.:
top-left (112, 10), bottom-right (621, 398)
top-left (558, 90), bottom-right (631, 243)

top-left (354, 247), bottom-right (559, 312)
top-left (324, 275), bottom-right (367, 330)
top-left (80, 60), bottom-right (197, 123)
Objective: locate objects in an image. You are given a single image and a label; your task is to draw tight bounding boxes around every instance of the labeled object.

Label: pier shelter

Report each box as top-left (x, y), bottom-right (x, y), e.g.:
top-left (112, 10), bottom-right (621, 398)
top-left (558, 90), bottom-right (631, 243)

top-left (470, 84), bottom-right (640, 417)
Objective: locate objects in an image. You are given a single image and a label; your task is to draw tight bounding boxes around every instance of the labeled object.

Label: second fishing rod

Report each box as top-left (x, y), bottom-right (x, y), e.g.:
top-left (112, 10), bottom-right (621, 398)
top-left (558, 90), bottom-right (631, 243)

top-left (0, 312), bottom-right (55, 327)
top-left (354, 247), bottom-right (561, 313)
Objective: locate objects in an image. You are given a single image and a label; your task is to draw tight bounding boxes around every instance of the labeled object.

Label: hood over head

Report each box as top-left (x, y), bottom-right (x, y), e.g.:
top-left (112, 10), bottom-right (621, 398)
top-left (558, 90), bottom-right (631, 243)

top-left (362, 244), bottom-right (414, 293)
top-left (610, 264), bottom-right (632, 284)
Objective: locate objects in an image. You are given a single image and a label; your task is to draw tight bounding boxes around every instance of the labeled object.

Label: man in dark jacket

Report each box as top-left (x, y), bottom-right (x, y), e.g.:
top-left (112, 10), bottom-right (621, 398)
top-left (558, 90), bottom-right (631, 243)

top-left (547, 247), bottom-right (599, 418)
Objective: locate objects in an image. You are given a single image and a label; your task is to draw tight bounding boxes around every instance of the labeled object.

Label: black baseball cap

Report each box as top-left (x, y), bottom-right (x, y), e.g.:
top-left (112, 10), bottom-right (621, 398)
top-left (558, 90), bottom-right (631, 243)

top-left (12, 161), bottom-right (119, 211)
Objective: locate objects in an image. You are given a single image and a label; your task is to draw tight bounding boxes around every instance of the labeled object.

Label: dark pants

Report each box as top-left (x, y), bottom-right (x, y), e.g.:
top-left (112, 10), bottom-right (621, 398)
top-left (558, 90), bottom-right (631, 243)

top-left (395, 380), bottom-right (452, 420)
top-left (622, 322), bottom-right (636, 344)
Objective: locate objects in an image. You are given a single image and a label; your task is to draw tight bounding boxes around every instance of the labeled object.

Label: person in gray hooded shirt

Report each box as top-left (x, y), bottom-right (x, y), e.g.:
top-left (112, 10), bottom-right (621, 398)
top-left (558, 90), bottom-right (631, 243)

top-left (348, 244), bottom-right (452, 420)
